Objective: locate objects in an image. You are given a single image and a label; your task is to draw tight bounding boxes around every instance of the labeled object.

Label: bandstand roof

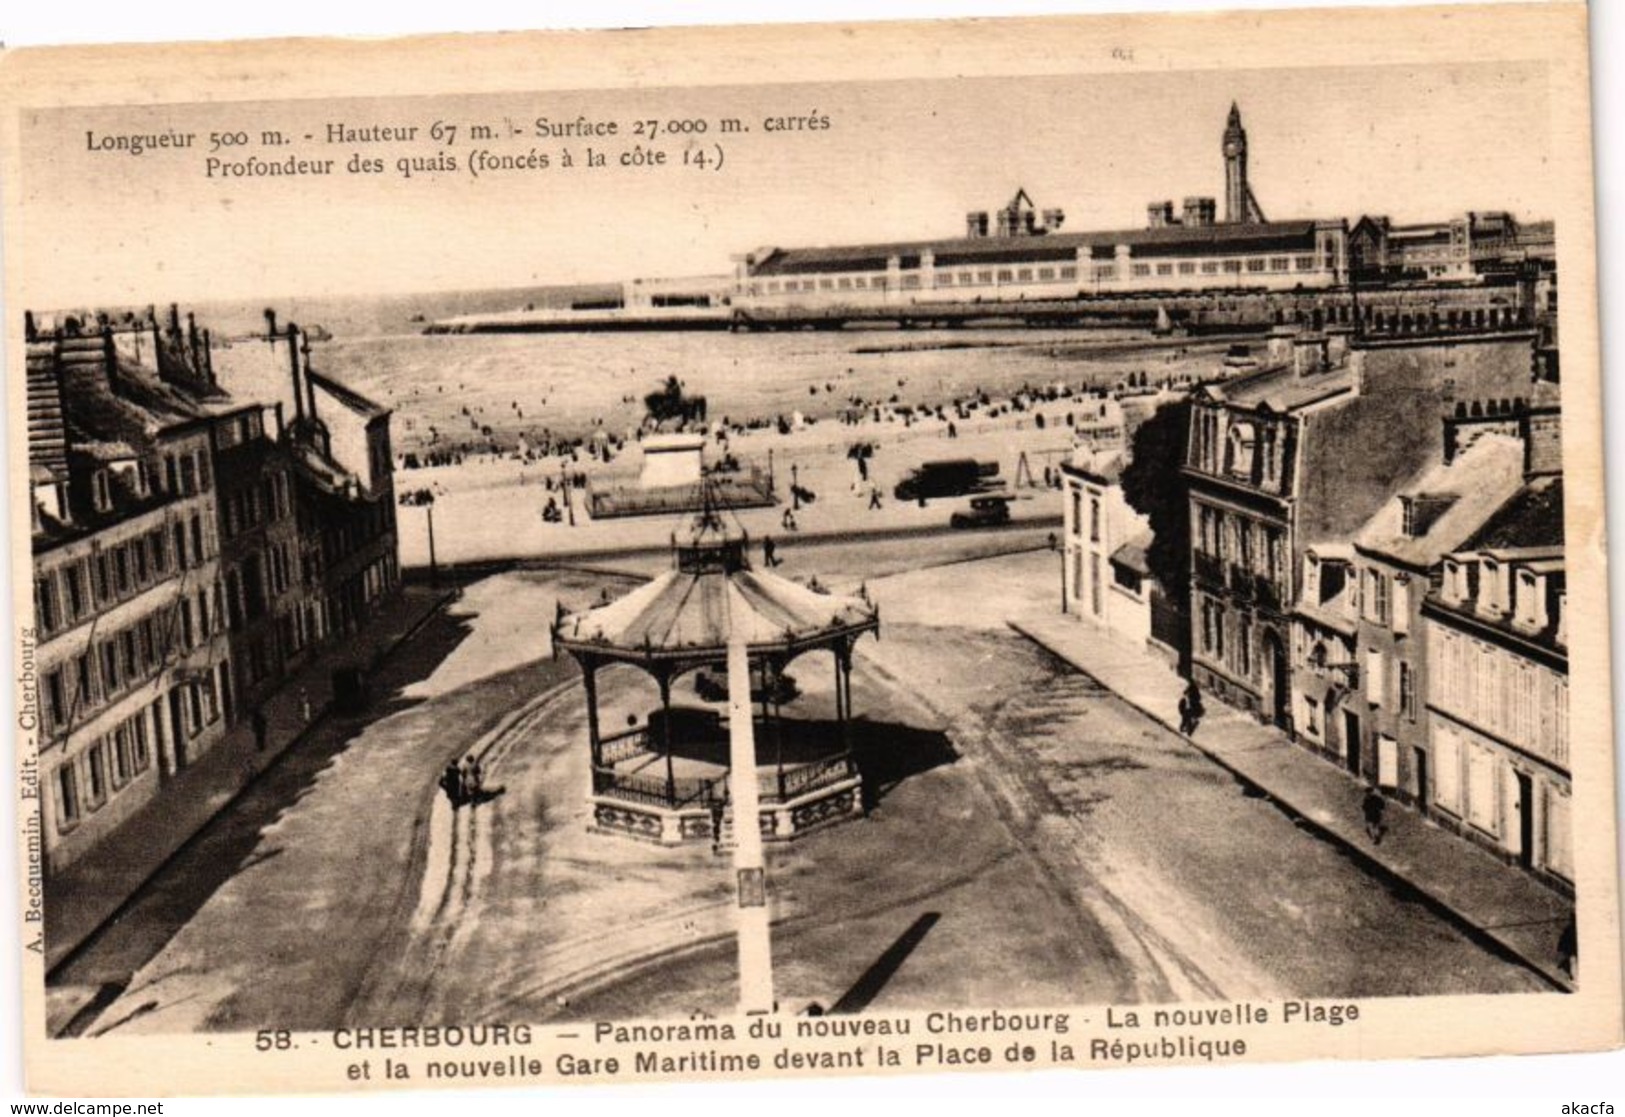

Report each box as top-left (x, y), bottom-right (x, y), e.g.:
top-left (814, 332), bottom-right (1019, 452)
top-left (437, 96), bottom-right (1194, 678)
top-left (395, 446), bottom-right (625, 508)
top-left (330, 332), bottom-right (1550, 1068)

top-left (553, 513), bottom-right (879, 666)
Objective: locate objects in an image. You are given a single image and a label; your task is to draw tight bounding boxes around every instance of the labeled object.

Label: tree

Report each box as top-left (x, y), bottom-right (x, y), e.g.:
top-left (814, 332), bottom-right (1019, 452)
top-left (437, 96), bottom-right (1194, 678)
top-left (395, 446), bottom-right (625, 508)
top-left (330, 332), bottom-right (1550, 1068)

top-left (1120, 398), bottom-right (1193, 661)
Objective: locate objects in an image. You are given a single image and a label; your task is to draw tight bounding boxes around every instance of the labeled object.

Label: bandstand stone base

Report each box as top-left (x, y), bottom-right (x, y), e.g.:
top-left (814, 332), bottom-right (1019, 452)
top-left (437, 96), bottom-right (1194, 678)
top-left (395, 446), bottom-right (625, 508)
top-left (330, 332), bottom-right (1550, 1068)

top-left (589, 776), bottom-right (864, 846)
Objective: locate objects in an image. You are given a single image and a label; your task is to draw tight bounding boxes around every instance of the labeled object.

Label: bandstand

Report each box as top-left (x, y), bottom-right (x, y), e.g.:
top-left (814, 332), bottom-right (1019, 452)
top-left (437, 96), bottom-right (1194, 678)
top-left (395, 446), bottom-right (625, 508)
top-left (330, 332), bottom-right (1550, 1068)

top-left (552, 507), bottom-right (880, 846)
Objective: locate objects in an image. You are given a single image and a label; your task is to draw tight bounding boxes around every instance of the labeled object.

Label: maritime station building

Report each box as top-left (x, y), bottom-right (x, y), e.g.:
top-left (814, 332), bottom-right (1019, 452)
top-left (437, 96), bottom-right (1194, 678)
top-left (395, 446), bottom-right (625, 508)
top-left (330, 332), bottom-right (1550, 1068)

top-left (734, 105), bottom-right (1349, 310)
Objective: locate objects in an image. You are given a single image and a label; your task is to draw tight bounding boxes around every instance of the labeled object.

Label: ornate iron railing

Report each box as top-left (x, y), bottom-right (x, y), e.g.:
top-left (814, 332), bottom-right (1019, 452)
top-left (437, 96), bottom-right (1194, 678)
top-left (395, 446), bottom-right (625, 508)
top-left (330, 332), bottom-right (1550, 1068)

top-left (592, 767), bottom-right (725, 809)
top-left (768, 755), bottom-right (854, 802)
top-left (598, 725), bottom-right (649, 765)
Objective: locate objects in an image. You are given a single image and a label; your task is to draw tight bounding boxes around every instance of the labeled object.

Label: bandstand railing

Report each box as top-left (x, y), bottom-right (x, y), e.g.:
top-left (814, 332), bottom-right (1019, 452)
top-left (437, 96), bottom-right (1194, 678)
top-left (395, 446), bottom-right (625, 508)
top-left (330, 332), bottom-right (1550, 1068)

top-left (592, 753), bottom-right (855, 810)
top-left (598, 725), bottom-right (650, 765)
top-left (767, 754), bottom-right (855, 802)
top-left (593, 766), bottom-right (726, 808)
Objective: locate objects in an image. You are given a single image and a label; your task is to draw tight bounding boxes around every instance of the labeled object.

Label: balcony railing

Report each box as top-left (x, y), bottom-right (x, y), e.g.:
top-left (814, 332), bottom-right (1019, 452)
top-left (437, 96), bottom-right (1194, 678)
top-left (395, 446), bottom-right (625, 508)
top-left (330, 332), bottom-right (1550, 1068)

top-left (1254, 575), bottom-right (1283, 612)
top-left (1228, 563), bottom-right (1254, 601)
top-left (1194, 552), bottom-right (1224, 585)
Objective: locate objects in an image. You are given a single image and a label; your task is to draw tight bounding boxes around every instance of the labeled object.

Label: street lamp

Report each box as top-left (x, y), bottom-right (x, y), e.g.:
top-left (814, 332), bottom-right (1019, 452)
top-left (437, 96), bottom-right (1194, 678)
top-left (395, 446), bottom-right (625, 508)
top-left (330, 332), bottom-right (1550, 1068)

top-left (724, 583), bottom-right (775, 1015)
top-left (424, 492), bottom-right (438, 588)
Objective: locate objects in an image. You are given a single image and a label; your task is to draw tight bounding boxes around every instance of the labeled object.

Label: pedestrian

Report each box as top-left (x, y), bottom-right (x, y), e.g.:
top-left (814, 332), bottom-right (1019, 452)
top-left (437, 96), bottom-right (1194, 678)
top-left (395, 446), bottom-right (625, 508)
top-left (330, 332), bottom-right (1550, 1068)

top-left (781, 507), bottom-right (798, 532)
top-left (763, 535), bottom-right (777, 568)
top-left (1557, 913), bottom-right (1577, 979)
top-left (300, 690), bottom-right (312, 725)
top-left (462, 755), bottom-right (480, 805)
top-left (709, 798), bottom-right (726, 856)
top-left (251, 708), bottom-right (268, 751)
top-left (1177, 680), bottom-right (1205, 736)
top-left (869, 487), bottom-right (883, 511)
top-left (440, 761), bottom-right (463, 808)
top-left (1362, 786), bottom-right (1387, 844)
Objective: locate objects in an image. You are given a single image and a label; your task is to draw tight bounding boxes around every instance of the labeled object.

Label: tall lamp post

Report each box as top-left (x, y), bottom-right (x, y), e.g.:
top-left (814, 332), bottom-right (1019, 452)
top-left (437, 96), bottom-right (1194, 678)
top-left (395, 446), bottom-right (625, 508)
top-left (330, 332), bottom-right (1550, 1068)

top-left (424, 492), bottom-right (438, 588)
top-left (725, 583), bottom-right (775, 1015)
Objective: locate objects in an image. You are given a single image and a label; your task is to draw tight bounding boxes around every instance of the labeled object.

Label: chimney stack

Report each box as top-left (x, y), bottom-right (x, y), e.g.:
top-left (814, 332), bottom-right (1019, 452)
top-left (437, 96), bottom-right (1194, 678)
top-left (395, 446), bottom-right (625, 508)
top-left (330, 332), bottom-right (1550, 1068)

top-left (286, 322), bottom-right (306, 425)
top-left (24, 310), bottom-right (37, 342)
top-left (99, 314), bottom-right (120, 394)
top-left (301, 331), bottom-right (319, 425)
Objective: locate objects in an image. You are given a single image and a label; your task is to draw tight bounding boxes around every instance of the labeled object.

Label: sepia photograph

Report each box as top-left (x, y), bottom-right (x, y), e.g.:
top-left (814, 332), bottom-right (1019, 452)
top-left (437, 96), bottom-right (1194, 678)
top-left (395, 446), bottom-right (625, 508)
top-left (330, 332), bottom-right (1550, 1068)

top-left (1, 0), bottom-right (1620, 1100)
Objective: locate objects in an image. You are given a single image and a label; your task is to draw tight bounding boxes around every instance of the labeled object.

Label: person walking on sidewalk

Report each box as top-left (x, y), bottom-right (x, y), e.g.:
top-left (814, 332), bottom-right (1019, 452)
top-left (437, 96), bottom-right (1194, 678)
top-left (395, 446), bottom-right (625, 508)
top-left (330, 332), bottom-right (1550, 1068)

top-left (1557, 912), bottom-right (1577, 980)
top-left (440, 762), bottom-right (464, 808)
top-left (1177, 680), bottom-right (1205, 736)
top-left (709, 798), bottom-right (726, 856)
top-left (1362, 786), bottom-right (1387, 844)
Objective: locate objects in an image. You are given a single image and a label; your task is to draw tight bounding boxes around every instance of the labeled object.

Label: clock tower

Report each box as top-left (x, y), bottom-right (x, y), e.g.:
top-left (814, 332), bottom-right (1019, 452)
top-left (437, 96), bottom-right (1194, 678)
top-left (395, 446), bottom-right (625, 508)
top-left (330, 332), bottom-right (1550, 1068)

top-left (1223, 103), bottom-right (1266, 224)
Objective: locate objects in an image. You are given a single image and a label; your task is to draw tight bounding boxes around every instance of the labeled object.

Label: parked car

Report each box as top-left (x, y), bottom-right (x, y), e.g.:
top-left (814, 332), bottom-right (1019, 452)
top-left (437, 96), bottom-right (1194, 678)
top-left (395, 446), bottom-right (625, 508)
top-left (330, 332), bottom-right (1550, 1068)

top-left (950, 494), bottom-right (1013, 529)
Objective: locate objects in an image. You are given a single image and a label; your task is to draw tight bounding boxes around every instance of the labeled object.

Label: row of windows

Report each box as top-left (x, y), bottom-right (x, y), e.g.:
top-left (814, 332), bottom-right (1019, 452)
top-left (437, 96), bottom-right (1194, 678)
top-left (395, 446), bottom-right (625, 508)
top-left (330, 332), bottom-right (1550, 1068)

top-left (42, 608), bottom-right (183, 735)
top-left (1066, 490), bottom-right (1104, 544)
top-left (35, 514), bottom-right (216, 640)
top-left (212, 410), bottom-right (266, 453)
top-left (222, 470), bottom-right (293, 541)
top-left (753, 253), bottom-right (1328, 296)
top-left (163, 446), bottom-right (213, 499)
top-left (1428, 625), bottom-right (1569, 768)
top-left (1359, 646), bottom-right (1419, 721)
top-left (1191, 411), bottom-right (1286, 489)
top-left (52, 702), bottom-right (158, 831)
top-left (1194, 505), bottom-right (1286, 584)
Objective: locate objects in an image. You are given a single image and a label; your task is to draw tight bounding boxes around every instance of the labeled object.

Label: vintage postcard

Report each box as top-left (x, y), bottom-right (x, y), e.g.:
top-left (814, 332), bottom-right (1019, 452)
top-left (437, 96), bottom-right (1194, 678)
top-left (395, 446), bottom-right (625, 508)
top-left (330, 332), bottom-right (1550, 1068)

top-left (2, 1), bottom-right (1620, 1098)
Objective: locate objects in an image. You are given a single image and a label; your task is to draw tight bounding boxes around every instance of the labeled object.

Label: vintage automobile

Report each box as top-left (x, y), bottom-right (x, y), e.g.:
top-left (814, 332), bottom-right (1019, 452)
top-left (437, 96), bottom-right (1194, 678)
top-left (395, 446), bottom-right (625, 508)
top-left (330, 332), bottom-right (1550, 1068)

top-left (950, 493), bottom-right (1014, 529)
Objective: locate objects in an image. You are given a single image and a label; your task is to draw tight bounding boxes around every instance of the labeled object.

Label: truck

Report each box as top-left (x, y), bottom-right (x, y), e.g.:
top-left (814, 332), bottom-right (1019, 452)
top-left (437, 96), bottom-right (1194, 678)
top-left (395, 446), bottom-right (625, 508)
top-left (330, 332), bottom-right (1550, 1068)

top-left (893, 458), bottom-right (1000, 502)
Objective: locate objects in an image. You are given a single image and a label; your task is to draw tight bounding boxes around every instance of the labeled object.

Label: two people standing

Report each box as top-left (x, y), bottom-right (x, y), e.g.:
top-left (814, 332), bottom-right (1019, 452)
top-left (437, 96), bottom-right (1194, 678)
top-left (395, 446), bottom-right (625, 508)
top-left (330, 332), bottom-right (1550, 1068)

top-left (440, 754), bottom-right (486, 808)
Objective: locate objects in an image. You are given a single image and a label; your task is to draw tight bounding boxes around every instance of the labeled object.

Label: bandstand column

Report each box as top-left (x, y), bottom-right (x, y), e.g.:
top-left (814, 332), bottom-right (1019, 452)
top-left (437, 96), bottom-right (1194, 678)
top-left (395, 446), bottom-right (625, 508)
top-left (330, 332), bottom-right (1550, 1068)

top-left (770, 657), bottom-right (786, 801)
top-left (837, 642), bottom-right (854, 758)
top-left (725, 586), bottom-right (774, 1014)
top-left (581, 659), bottom-right (602, 769)
top-left (657, 669), bottom-right (676, 804)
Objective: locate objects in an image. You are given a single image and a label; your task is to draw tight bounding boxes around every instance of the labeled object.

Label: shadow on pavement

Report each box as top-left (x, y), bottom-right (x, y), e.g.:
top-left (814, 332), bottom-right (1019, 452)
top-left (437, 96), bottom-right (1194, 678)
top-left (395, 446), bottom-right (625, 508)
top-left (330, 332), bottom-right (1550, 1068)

top-left (50, 608), bottom-right (479, 1000)
top-left (849, 720), bottom-right (960, 811)
top-left (826, 911), bottom-right (941, 1015)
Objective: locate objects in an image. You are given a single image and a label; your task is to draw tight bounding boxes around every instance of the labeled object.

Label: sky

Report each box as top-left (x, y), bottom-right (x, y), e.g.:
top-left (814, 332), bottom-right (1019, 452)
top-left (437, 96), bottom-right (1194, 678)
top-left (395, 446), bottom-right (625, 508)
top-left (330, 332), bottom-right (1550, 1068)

top-left (11, 46), bottom-right (1556, 309)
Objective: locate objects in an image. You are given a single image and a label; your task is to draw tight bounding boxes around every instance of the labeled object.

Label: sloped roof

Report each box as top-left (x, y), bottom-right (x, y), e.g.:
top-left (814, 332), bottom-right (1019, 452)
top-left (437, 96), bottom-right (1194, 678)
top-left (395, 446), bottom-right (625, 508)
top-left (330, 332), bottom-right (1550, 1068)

top-left (1353, 434), bottom-right (1525, 567)
top-left (1462, 476), bottom-right (1564, 550)
top-left (749, 220), bottom-right (1328, 277)
top-left (1202, 362), bottom-right (1354, 412)
top-left (309, 369), bottom-right (390, 420)
top-left (555, 555), bottom-right (878, 664)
